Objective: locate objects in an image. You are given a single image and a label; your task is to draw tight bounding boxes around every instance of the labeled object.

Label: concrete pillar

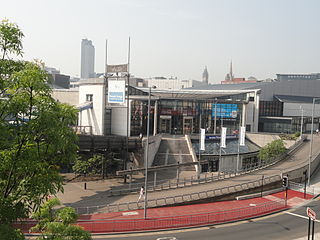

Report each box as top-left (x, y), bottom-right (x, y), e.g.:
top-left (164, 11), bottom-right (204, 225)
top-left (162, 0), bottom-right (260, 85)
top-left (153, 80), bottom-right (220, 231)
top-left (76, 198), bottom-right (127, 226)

top-left (242, 103), bottom-right (247, 127)
top-left (153, 100), bottom-right (158, 136)
top-left (253, 92), bottom-right (260, 132)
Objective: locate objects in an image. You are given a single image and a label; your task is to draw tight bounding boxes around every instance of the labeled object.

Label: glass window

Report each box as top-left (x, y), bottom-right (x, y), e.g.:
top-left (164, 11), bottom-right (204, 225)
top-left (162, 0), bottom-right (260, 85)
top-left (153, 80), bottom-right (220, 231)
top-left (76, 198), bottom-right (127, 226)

top-left (86, 94), bottom-right (93, 102)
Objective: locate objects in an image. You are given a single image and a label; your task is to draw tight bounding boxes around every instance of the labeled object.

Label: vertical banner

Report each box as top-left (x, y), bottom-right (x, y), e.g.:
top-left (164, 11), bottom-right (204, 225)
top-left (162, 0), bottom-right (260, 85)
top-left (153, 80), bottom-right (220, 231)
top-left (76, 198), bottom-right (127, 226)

top-left (221, 127), bottom-right (227, 148)
top-left (108, 80), bottom-right (125, 103)
top-left (200, 128), bottom-right (206, 151)
top-left (240, 126), bottom-right (246, 146)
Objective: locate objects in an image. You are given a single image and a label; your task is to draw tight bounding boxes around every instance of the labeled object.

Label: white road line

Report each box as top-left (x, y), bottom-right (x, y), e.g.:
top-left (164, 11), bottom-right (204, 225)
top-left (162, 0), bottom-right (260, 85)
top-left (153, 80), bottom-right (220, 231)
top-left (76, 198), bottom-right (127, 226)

top-left (285, 211), bottom-right (320, 223)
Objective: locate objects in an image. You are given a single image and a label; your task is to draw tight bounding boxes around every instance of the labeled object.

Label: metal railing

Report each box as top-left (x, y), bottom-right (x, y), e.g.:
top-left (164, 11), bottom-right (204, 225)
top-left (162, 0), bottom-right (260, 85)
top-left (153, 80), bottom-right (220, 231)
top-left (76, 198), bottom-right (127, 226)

top-left (77, 199), bottom-right (286, 233)
top-left (74, 174), bottom-right (281, 215)
top-left (289, 181), bottom-right (316, 196)
top-left (17, 198), bottom-right (286, 234)
top-left (106, 136), bottom-right (306, 197)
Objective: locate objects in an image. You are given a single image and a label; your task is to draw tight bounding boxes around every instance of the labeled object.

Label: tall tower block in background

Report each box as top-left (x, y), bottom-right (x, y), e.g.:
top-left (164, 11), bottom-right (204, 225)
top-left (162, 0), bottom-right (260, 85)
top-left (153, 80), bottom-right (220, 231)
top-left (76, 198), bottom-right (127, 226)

top-left (81, 39), bottom-right (95, 79)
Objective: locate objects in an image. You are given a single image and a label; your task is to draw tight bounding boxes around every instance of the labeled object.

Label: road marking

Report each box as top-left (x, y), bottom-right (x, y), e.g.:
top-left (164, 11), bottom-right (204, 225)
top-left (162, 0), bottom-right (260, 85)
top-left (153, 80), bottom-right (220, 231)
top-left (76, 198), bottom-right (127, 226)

top-left (92, 227), bottom-right (210, 238)
top-left (285, 211), bottom-right (320, 223)
top-left (122, 211), bottom-right (138, 216)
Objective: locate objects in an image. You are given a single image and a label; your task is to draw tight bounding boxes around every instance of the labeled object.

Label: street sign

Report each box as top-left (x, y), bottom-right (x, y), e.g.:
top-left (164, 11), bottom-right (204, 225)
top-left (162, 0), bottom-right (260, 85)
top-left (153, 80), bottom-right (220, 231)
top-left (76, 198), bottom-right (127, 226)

top-left (307, 207), bottom-right (316, 221)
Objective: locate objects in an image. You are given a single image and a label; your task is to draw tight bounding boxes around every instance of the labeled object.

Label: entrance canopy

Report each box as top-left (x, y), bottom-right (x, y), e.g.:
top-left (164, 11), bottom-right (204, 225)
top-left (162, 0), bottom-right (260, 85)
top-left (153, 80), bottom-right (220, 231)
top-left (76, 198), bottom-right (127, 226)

top-left (135, 88), bottom-right (260, 101)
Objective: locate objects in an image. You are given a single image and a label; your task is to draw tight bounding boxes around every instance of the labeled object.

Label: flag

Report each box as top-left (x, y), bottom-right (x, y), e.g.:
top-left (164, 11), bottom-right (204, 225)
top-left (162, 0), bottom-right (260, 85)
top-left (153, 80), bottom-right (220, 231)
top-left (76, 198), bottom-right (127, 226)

top-left (240, 126), bottom-right (246, 146)
top-left (200, 128), bottom-right (205, 151)
top-left (221, 127), bottom-right (227, 148)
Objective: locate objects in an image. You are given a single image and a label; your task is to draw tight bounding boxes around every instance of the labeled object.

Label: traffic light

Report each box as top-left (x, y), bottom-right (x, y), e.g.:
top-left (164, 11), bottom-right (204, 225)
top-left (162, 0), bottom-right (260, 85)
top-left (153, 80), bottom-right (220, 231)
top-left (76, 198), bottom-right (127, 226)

top-left (282, 176), bottom-right (288, 187)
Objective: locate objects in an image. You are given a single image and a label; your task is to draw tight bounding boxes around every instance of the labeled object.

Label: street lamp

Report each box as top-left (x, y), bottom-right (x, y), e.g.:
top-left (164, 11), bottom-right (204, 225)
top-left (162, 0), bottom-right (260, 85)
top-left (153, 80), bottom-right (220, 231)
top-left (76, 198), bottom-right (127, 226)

top-left (144, 86), bottom-right (156, 219)
top-left (308, 97), bottom-right (320, 186)
top-left (300, 106), bottom-right (304, 140)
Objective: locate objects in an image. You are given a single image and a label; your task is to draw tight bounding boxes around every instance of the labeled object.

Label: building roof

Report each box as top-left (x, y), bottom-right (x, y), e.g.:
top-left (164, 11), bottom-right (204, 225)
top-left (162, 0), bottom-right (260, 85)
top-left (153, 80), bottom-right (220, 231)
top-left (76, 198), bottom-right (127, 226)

top-left (187, 82), bottom-right (268, 91)
top-left (274, 95), bottom-right (317, 103)
top-left (137, 87), bottom-right (260, 101)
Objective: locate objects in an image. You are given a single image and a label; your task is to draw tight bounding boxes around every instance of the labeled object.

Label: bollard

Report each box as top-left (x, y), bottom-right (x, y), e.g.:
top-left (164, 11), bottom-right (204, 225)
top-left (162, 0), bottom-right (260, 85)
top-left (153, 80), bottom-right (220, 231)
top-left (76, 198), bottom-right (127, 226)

top-left (84, 182), bottom-right (87, 190)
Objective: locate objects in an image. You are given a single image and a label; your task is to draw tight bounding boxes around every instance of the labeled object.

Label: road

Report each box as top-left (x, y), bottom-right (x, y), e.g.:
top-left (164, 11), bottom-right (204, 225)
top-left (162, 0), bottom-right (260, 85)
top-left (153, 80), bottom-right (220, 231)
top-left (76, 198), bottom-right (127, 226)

top-left (92, 165), bottom-right (320, 240)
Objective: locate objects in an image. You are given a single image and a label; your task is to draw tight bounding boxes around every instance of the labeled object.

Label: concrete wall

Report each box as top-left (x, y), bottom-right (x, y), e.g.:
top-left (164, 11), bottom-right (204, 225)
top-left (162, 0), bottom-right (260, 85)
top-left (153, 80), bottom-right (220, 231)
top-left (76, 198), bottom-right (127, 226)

top-left (259, 80), bottom-right (320, 101)
top-left (111, 103), bottom-right (131, 136)
top-left (285, 141), bottom-right (320, 182)
top-left (143, 134), bottom-right (162, 168)
top-left (283, 102), bottom-right (320, 117)
top-left (246, 102), bottom-right (255, 131)
top-left (185, 135), bottom-right (199, 173)
top-left (79, 81), bottom-right (105, 135)
top-left (52, 89), bottom-right (79, 106)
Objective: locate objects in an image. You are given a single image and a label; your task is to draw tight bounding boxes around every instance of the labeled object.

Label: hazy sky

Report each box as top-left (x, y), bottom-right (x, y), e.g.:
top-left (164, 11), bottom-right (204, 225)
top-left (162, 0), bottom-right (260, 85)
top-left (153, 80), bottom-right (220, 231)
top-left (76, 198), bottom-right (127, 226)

top-left (1, 0), bottom-right (319, 83)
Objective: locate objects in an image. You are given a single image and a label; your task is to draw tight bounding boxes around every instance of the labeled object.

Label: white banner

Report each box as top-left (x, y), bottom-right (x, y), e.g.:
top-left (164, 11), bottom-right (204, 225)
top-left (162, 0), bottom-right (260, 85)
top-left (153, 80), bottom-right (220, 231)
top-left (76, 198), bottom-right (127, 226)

top-left (200, 128), bottom-right (206, 151)
top-left (221, 127), bottom-right (227, 148)
top-left (108, 80), bottom-right (125, 103)
top-left (107, 64), bottom-right (128, 73)
top-left (240, 126), bottom-right (246, 146)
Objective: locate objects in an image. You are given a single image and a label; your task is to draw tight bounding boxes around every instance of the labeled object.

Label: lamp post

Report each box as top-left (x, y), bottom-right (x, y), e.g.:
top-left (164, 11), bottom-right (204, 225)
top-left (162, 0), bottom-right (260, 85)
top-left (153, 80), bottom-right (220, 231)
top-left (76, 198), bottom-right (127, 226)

top-left (214, 98), bottom-right (217, 135)
top-left (300, 106), bottom-right (304, 139)
top-left (308, 98), bottom-right (320, 186)
top-left (144, 86), bottom-right (155, 219)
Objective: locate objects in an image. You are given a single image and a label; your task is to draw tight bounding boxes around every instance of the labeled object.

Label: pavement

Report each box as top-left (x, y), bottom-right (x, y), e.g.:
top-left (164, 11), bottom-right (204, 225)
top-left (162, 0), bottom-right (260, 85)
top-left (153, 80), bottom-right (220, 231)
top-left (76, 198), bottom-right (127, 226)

top-left (79, 189), bottom-right (312, 222)
top-left (22, 189), bottom-right (312, 234)
top-left (56, 134), bottom-right (320, 212)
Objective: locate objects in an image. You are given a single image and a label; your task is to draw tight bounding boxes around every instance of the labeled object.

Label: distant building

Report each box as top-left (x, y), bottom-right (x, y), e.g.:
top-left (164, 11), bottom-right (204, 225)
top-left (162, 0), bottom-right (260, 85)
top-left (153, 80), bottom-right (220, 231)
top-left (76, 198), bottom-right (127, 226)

top-left (276, 73), bottom-right (320, 82)
top-left (224, 61), bottom-right (234, 82)
top-left (81, 39), bottom-right (95, 79)
top-left (146, 77), bottom-right (207, 90)
top-left (202, 66), bottom-right (209, 84)
top-left (45, 67), bottom-right (70, 89)
top-left (221, 61), bottom-right (257, 84)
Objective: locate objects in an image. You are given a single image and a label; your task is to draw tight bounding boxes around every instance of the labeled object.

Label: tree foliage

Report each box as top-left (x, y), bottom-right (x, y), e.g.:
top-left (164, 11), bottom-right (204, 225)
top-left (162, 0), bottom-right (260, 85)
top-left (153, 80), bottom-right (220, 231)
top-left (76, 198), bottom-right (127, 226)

top-left (0, 19), bottom-right (78, 237)
top-left (31, 198), bottom-right (91, 240)
top-left (73, 153), bottom-right (119, 177)
top-left (258, 139), bottom-right (286, 162)
top-left (0, 19), bottom-right (24, 60)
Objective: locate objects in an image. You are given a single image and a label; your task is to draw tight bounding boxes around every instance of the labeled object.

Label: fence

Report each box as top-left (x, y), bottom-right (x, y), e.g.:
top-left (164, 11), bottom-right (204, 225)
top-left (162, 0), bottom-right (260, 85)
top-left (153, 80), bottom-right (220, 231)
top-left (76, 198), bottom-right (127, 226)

top-left (17, 198), bottom-right (286, 234)
top-left (74, 175), bottom-right (281, 215)
top-left (289, 181), bottom-right (316, 196)
top-left (106, 136), bottom-right (306, 197)
top-left (76, 199), bottom-right (285, 233)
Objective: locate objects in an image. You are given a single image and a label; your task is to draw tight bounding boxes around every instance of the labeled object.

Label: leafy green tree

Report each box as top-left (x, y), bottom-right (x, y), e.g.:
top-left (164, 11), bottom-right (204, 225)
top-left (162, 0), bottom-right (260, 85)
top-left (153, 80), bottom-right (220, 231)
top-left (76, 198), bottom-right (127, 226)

top-left (0, 19), bottom-right (24, 60)
top-left (73, 153), bottom-right (119, 177)
top-left (258, 139), bottom-right (286, 162)
top-left (0, 19), bottom-right (78, 236)
top-left (31, 198), bottom-right (92, 240)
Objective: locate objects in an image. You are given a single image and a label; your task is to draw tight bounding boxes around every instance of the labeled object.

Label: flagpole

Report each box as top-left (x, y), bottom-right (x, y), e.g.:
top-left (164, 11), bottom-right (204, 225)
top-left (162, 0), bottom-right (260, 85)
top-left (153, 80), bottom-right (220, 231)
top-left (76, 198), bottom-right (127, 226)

top-left (219, 117), bottom-right (223, 172)
top-left (237, 114), bottom-right (241, 173)
top-left (125, 37), bottom-right (131, 183)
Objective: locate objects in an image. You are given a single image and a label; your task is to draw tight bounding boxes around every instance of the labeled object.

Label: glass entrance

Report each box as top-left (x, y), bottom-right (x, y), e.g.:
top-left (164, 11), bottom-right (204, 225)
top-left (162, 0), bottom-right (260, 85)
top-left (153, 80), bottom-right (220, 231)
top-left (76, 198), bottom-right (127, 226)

top-left (159, 116), bottom-right (171, 134)
top-left (183, 117), bottom-right (193, 134)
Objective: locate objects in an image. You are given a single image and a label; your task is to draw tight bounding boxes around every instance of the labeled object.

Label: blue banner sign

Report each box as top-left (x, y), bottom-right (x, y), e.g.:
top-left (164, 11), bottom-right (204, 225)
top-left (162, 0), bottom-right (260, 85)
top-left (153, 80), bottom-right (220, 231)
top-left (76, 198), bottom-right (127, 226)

top-left (212, 103), bottom-right (238, 118)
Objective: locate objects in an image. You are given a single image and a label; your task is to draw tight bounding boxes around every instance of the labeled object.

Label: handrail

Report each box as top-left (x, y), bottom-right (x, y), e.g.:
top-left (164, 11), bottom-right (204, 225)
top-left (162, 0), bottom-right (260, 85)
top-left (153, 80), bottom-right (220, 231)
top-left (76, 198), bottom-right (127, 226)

top-left (106, 136), bottom-right (306, 197)
top-left (74, 174), bottom-right (281, 214)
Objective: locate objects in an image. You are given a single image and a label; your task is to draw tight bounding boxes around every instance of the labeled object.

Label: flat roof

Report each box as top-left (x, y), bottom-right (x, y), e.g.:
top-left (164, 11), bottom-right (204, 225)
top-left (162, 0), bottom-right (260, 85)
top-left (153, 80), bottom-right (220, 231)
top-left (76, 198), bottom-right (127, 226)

top-left (274, 95), bottom-right (317, 103)
top-left (137, 87), bottom-right (260, 100)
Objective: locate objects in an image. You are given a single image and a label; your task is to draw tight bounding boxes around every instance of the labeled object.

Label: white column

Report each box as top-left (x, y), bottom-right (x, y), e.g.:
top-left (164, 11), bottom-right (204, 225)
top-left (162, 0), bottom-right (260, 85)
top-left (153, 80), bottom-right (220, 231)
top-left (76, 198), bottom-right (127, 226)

top-left (253, 92), bottom-right (260, 132)
top-left (153, 100), bottom-right (158, 136)
top-left (242, 103), bottom-right (247, 127)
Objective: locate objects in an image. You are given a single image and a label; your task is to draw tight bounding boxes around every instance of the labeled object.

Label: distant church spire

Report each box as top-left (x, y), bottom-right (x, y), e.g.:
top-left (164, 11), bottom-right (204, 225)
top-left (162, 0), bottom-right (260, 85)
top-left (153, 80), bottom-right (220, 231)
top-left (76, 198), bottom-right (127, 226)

top-left (225, 60), bottom-right (234, 82)
top-left (202, 66), bottom-right (209, 84)
top-left (229, 60), bottom-right (234, 81)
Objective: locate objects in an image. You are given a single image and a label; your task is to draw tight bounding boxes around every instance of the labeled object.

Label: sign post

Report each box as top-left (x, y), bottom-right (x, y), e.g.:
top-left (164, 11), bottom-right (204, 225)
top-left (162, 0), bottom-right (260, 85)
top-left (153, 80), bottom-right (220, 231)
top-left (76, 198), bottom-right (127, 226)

top-left (307, 207), bottom-right (316, 240)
